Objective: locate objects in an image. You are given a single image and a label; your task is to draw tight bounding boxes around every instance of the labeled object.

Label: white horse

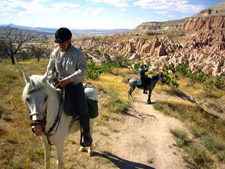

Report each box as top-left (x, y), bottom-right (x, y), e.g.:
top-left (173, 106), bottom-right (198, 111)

top-left (22, 72), bottom-right (97, 169)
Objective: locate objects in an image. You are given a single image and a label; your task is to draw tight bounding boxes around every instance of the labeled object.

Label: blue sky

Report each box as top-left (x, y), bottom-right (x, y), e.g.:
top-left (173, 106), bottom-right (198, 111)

top-left (0, 0), bottom-right (224, 29)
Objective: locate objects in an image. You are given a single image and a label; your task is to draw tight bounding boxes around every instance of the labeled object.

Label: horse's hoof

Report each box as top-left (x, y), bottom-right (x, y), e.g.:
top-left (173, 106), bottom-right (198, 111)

top-left (79, 146), bottom-right (86, 152)
top-left (87, 151), bottom-right (93, 157)
top-left (147, 101), bottom-right (151, 104)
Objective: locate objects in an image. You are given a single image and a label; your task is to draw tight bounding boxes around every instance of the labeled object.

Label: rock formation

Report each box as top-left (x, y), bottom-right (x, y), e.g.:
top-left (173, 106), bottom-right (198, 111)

top-left (45, 2), bottom-right (225, 77)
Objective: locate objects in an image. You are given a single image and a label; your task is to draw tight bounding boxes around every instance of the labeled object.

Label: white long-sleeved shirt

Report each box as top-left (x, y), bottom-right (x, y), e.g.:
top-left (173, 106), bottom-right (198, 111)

top-left (47, 45), bottom-right (87, 85)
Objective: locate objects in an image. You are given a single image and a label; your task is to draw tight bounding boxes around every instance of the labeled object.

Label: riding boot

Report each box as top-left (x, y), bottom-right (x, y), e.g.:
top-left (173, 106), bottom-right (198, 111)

top-left (79, 112), bottom-right (92, 147)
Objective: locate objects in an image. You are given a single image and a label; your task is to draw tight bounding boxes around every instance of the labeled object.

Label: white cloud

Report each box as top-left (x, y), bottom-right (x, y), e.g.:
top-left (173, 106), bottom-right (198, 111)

top-left (0, 0), bottom-right (54, 16)
top-left (87, 0), bottom-right (131, 7)
top-left (155, 11), bottom-right (168, 15)
top-left (86, 7), bottom-right (107, 14)
top-left (33, 0), bottom-right (49, 2)
top-left (134, 0), bottom-right (204, 13)
top-left (51, 3), bottom-right (80, 10)
top-left (119, 8), bottom-right (127, 11)
top-left (0, 1), bottom-right (25, 11)
top-left (68, 9), bottom-right (81, 15)
top-left (168, 15), bottom-right (175, 18)
top-left (0, 13), bottom-right (7, 17)
top-left (86, 0), bottom-right (102, 2)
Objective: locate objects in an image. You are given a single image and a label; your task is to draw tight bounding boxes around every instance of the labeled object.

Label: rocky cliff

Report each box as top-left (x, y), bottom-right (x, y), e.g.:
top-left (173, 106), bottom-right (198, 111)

top-left (183, 2), bottom-right (225, 31)
top-left (183, 16), bottom-right (225, 31)
top-left (133, 2), bottom-right (225, 35)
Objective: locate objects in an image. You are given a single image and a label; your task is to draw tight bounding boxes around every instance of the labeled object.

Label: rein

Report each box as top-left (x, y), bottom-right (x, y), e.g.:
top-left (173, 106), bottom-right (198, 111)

top-left (44, 86), bottom-right (65, 146)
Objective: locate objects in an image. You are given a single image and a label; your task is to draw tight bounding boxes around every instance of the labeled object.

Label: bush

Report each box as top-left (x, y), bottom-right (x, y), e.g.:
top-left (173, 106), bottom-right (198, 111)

top-left (86, 61), bottom-right (105, 79)
top-left (163, 65), bottom-right (179, 88)
top-left (102, 87), bottom-right (130, 114)
top-left (214, 75), bottom-right (225, 90)
top-left (86, 56), bottom-right (130, 79)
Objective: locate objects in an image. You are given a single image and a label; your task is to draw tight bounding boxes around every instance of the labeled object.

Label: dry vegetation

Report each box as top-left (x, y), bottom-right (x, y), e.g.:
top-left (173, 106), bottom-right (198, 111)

top-left (0, 59), bottom-right (132, 168)
top-left (0, 58), bottom-right (225, 168)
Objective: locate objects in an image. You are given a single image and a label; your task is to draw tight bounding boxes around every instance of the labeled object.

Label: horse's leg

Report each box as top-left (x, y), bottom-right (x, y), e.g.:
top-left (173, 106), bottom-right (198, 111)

top-left (79, 119), bottom-right (94, 156)
top-left (128, 86), bottom-right (135, 102)
top-left (147, 89), bottom-right (152, 104)
top-left (55, 140), bottom-right (64, 169)
top-left (42, 139), bottom-right (51, 169)
top-left (87, 119), bottom-right (94, 156)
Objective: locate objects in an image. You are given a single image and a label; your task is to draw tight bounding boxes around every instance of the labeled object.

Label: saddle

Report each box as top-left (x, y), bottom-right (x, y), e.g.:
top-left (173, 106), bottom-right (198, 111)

top-left (137, 78), bottom-right (151, 88)
top-left (53, 81), bottom-right (98, 119)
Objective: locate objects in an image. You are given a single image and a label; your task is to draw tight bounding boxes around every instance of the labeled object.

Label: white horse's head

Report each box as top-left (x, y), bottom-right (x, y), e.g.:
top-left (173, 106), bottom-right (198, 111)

top-left (22, 72), bottom-right (51, 136)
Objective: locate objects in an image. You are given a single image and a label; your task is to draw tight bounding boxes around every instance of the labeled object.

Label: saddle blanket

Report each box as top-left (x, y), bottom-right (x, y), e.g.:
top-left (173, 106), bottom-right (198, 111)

top-left (137, 79), bottom-right (143, 88)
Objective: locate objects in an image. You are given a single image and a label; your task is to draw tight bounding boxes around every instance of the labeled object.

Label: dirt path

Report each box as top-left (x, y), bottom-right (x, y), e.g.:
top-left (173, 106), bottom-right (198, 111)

top-left (56, 90), bottom-right (189, 169)
top-left (122, 91), bottom-right (187, 169)
top-left (108, 90), bottom-right (187, 169)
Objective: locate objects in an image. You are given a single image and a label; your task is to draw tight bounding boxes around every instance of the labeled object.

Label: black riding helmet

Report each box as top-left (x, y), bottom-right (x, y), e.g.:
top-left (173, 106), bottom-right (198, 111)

top-left (55, 27), bottom-right (72, 43)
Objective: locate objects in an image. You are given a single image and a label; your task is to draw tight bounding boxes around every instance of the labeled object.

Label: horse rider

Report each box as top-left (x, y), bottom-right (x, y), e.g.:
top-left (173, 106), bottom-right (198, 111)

top-left (46, 27), bottom-right (92, 147)
top-left (138, 63), bottom-right (149, 94)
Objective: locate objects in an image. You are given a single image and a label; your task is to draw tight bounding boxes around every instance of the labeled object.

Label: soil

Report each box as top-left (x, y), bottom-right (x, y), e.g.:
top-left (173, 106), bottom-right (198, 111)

top-left (47, 89), bottom-right (193, 169)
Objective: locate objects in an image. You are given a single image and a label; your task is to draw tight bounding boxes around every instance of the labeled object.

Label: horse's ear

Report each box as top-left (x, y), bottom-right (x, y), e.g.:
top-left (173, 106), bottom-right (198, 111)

top-left (23, 72), bottom-right (30, 84)
top-left (42, 72), bottom-right (48, 84)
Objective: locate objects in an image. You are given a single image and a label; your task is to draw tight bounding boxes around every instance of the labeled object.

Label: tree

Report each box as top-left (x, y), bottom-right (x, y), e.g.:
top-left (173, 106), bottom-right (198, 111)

top-left (28, 42), bottom-right (51, 62)
top-left (0, 27), bottom-right (32, 64)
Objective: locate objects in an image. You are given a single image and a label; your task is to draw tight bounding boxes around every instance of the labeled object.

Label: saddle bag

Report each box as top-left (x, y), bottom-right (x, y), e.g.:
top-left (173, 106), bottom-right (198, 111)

top-left (86, 96), bottom-right (98, 119)
top-left (63, 93), bottom-right (98, 119)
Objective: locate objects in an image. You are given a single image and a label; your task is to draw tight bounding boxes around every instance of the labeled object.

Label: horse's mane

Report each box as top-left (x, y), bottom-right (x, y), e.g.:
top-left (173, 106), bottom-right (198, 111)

top-left (22, 75), bottom-right (46, 102)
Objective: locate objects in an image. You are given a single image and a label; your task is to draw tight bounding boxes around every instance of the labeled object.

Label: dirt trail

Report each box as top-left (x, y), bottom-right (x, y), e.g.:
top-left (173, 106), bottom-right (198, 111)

top-left (113, 91), bottom-right (187, 169)
top-left (52, 90), bottom-right (189, 169)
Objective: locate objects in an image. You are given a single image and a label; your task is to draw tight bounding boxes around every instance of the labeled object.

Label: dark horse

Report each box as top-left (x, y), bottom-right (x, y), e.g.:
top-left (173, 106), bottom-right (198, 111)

top-left (128, 72), bottom-right (165, 104)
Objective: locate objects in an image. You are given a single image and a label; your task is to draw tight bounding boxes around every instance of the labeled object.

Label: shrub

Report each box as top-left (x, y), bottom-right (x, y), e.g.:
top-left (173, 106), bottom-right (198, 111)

top-left (86, 61), bottom-right (105, 79)
top-left (214, 75), bottom-right (225, 90)
top-left (102, 87), bottom-right (130, 114)
top-left (176, 59), bottom-right (189, 77)
top-left (163, 65), bottom-right (179, 88)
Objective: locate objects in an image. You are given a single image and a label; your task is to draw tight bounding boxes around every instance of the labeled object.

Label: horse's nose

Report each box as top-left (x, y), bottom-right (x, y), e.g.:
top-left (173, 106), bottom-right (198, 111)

top-left (31, 125), bottom-right (44, 136)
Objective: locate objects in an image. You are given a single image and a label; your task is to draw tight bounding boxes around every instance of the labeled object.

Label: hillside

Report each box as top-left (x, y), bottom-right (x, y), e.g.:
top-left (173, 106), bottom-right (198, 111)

top-left (132, 18), bottom-right (186, 35)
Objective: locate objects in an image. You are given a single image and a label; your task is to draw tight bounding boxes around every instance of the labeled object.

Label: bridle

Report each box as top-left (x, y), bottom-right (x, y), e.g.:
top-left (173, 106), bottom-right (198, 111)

top-left (30, 112), bottom-right (47, 132)
top-left (27, 86), bottom-right (65, 146)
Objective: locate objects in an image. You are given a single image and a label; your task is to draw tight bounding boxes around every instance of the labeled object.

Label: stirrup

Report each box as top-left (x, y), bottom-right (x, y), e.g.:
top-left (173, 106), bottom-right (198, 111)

top-left (80, 133), bottom-right (92, 147)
